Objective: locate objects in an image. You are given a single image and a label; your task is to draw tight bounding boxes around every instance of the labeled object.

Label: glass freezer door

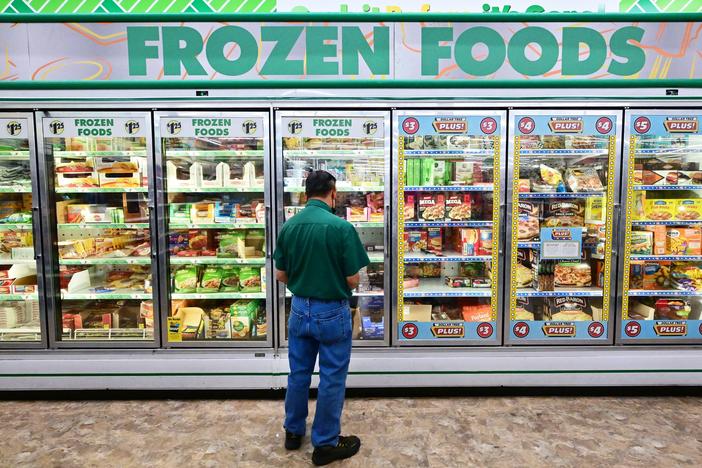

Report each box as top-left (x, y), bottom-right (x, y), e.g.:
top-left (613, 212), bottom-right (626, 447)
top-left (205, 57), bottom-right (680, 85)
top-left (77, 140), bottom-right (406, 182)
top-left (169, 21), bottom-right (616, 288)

top-left (395, 111), bottom-right (505, 345)
top-left (156, 113), bottom-right (271, 346)
top-left (620, 110), bottom-right (702, 343)
top-left (506, 110), bottom-right (619, 344)
top-left (276, 111), bottom-right (390, 346)
top-left (39, 113), bottom-right (157, 345)
top-left (0, 115), bottom-right (44, 345)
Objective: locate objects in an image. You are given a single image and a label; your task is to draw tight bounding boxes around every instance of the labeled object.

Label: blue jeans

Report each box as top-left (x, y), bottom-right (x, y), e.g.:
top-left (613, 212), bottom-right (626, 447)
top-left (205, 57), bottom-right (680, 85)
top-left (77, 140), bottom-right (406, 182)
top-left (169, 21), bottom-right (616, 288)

top-left (285, 295), bottom-right (352, 447)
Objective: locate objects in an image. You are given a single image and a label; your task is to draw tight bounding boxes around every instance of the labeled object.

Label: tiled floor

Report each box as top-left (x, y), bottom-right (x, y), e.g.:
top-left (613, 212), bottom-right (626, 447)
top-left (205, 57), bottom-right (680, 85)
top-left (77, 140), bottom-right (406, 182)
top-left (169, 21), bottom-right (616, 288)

top-left (0, 395), bottom-right (701, 467)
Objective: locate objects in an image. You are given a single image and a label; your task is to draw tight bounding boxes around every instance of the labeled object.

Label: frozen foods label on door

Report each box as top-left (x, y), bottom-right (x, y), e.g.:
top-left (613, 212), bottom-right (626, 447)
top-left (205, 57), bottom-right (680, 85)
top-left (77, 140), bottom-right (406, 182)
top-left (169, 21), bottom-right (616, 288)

top-left (43, 117), bottom-right (147, 138)
top-left (161, 117), bottom-right (264, 138)
top-left (0, 118), bottom-right (28, 139)
top-left (280, 116), bottom-right (383, 138)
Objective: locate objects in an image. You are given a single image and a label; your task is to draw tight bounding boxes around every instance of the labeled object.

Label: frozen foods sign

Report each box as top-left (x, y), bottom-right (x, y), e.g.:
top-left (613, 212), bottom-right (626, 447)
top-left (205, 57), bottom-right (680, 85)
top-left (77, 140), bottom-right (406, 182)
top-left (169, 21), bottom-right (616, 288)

top-left (281, 117), bottom-right (384, 138)
top-left (5, 21), bottom-right (699, 83)
top-left (42, 117), bottom-right (147, 138)
top-left (161, 117), bottom-right (263, 138)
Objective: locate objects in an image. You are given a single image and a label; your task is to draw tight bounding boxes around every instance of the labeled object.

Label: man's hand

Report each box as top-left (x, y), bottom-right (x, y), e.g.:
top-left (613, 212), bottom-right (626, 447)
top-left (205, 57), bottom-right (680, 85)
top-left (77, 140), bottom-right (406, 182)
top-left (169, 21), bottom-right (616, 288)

top-left (276, 269), bottom-right (289, 284)
top-left (346, 272), bottom-right (360, 290)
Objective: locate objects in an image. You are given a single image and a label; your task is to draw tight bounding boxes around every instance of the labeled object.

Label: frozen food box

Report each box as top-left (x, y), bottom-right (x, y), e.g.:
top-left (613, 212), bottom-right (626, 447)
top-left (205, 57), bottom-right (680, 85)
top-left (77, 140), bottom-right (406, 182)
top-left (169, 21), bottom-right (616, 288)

top-left (643, 261), bottom-right (670, 290)
top-left (666, 228), bottom-right (702, 255)
top-left (418, 194), bottom-right (445, 221)
top-left (641, 169), bottom-right (678, 186)
top-left (644, 225), bottom-right (667, 255)
top-left (630, 231), bottom-right (653, 255)
top-left (190, 202), bottom-right (215, 224)
top-left (675, 199), bottom-right (702, 221)
top-left (644, 199), bottom-right (676, 221)
top-left (585, 197), bottom-right (605, 223)
top-left (366, 193), bottom-right (384, 222)
top-left (346, 206), bottom-right (370, 222)
top-left (629, 261), bottom-right (644, 290)
top-left (420, 158), bottom-right (434, 186)
top-left (432, 161), bottom-right (447, 186)
top-left (403, 304), bottom-right (432, 322)
top-left (445, 193), bottom-right (471, 221)
top-left (453, 162), bottom-right (474, 185)
top-left (427, 227), bottom-right (442, 255)
top-left (406, 230), bottom-right (427, 253)
top-left (404, 194), bottom-right (416, 221)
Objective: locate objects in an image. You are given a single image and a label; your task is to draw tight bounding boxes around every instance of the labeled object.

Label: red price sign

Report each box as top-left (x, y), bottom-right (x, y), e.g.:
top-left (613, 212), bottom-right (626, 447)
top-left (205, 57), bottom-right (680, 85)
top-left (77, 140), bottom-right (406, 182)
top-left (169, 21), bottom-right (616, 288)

top-left (624, 321), bottom-right (641, 337)
top-left (588, 321), bottom-right (605, 338)
top-left (595, 117), bottom-right (613, 134)
top-left (480, 117), bottom-right (497, 135)
top-left (402, 117), bottom-right (419, 135)
top-left (401, 323), bottom-right (419, 339)
top-left (518, 117), bottom-right (535, 135)
top-left (513, 321), bottom-right (530, 338)
top-left (634, 117), bottom-right (651, 134)
top-left (477, 322), bottom-right (494, 338)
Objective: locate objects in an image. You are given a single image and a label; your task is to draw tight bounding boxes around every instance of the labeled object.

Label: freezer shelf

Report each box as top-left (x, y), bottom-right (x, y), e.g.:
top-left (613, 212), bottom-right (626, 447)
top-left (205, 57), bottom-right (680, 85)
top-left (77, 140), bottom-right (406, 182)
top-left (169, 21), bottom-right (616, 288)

top-left (59, 257), bottom-right (151, 265)
top-left (404, 278), bottom-right (492, 298)
top-left (169, 257), bottom-right (266, 265)
top-left (404, 252), bottom-right (491, 263)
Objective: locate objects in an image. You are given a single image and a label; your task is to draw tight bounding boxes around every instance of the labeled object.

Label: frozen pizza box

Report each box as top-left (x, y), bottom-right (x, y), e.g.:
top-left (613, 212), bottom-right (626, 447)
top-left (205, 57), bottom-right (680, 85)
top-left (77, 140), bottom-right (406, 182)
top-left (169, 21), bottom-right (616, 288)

top-left (418, 194), bottom-right (445, 221)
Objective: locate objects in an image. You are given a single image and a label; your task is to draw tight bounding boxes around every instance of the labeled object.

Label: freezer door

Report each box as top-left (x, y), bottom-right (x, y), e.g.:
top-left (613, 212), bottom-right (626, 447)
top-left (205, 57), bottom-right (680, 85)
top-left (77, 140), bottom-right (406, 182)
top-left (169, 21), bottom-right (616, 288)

top-left (275, 110), bottom-right (390, 347)
top-left (38, 112), bottom-right (158, 347)
top-left (0, 113), bottom-right (46, 347)
top-left (393, 110), bottom-right (506, 345)
top-left (505, 110), bottom-right (621, 345)
top-left (154, 112), bottom-right (273, 347)
top-left (619, 109), bottom-right (702, 344)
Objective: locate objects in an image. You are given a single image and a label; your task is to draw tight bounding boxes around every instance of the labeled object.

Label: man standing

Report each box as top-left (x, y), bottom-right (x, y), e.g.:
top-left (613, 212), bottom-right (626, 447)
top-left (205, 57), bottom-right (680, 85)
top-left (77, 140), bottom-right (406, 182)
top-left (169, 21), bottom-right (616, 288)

top-left (273, 170), bottom-right (369, 466)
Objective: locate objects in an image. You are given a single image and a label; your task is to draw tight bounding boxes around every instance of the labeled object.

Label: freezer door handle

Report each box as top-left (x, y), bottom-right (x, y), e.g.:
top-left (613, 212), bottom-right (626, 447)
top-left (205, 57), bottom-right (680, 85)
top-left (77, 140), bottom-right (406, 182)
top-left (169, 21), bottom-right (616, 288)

top-left (265, 205), bottom-right (272, 259)
top-left (499, 204), bottom-right (507, 256)
top-left (384, 204), bottom-right (390, 260)
top-left (612, 203), bottom-right (621, 257)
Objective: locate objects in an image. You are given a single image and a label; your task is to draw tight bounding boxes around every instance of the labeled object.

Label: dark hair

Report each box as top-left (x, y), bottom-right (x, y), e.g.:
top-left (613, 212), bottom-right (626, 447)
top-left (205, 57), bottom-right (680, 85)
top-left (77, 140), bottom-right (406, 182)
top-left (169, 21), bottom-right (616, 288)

top-left (305, 170), bottom-right (336, 198)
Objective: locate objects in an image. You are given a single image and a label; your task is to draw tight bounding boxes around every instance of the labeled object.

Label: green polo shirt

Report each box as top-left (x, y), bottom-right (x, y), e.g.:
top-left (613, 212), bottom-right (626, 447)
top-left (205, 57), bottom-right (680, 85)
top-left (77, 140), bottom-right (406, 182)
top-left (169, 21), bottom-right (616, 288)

top-left (273, 199), bottom-right (370, 300)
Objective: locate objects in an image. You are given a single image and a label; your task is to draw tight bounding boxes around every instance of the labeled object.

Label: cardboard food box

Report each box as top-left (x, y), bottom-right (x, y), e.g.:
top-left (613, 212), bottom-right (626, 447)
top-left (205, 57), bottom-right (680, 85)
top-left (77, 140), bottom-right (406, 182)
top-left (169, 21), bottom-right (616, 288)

top-left (643, 261), bottom-right (670, 290)
top-left (675, 199), bottom-right (702, 221)
top-left (418, 194), bottom-right (445, 221)
top-left (644, 225), bottom-right (667, 255)
top-left (403, 304), bottom-right (432, 322)
top-left (346, 206), bottom-right (370, 222)
top-left (427, 227), bottom-right (442, 255)
top-left (166, 160), bottom-right (199, 188)
top-left (445, 193), bottom-right (472, 221)
top-left (666, 228), bottom-right (702, 255)
top-left (406, 230), bottom-right (428, 253)
top-left (98, 172), bottom-right (141, 188)
top-left (56, 173), bottom-right (98, 188)
top-left (630, 231), bottom-right (653, 255)
top-left (644, 199), bottom-right (677, 221)
top-left (641, 169), bottom-right (678, 186)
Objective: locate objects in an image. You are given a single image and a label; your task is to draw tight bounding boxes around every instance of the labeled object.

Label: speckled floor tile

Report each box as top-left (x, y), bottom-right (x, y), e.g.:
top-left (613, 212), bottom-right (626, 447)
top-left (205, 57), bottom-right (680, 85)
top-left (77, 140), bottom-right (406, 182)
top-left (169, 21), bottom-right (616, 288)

top-left (0, 396), bottom-right (701, 467)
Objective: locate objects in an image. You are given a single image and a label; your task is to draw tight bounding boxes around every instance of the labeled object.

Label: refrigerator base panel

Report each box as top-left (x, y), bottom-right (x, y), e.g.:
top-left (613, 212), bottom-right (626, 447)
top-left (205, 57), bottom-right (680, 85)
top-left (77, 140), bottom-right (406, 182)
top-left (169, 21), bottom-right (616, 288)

top-left (2, 348), bottom-right (702, 390)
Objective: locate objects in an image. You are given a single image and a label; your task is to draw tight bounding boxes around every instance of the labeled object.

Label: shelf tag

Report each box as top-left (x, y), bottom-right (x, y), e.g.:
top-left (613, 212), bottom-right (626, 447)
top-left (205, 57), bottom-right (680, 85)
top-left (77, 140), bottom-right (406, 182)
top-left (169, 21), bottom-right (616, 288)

top-left (540, 227), bottom-right (582, 259)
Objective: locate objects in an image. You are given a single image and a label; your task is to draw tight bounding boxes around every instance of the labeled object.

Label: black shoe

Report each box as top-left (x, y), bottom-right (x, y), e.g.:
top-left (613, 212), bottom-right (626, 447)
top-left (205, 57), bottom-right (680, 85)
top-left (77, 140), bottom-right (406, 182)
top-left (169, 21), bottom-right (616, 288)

top-left (285, 431), bottom-right (303, 450)
top-left (312, 435), bottom-right (361, 466)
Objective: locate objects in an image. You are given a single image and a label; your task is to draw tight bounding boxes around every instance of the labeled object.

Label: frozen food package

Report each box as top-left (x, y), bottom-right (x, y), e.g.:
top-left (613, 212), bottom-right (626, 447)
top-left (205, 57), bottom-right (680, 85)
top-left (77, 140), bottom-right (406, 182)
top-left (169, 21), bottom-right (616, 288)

top-left (406, 230), bottom-right (428, 253)
top-left (514, 297), bottom-right (535, 320)
top-left (670, 263), bottom-right (702, 292)
top-left (517, 202), bottom-right (541, 241)
top-left (197, 266), bottom-right (222, 293)
top-left (565, 167), bottom-right (604, 192)
top-left (536, 164), bottom-right (566, 192)
top-left (445, 193), bottom-right (471, 221)
top-left (666, 228), bottom-right (702, 255)
top-left (404, 194), bottom-right (416, 221)
top-left (644, 199), bottom-right (676, 221)
top-left (518, 135), bottom-right (543, 149)
top-left (366, 193), bottom-right (384, 222)
top-left (174, 265), bottom-right (198, 293)
top-left (654, 299), bottom-right (691, 320)
top-left (418, 194), bottom-right (445, 221)
top-left (554, 262), bottom-right (592, 287)
top-left (643, 261), bottom-right (670, 290)
top-left (549, 297), bottom-right (593, 321)
top-left (675, 199), bottom-right (702, 221)
top-left (543, 201), bottom-right (584, 227)
top-left (542, 135), bottom-right (565, 149)
top-left (427, 228), bottom-right (442, 255)
top-left (239, 267), bottom-right (262, 292)
top-left (630, 231), bottom-right (653, 255)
